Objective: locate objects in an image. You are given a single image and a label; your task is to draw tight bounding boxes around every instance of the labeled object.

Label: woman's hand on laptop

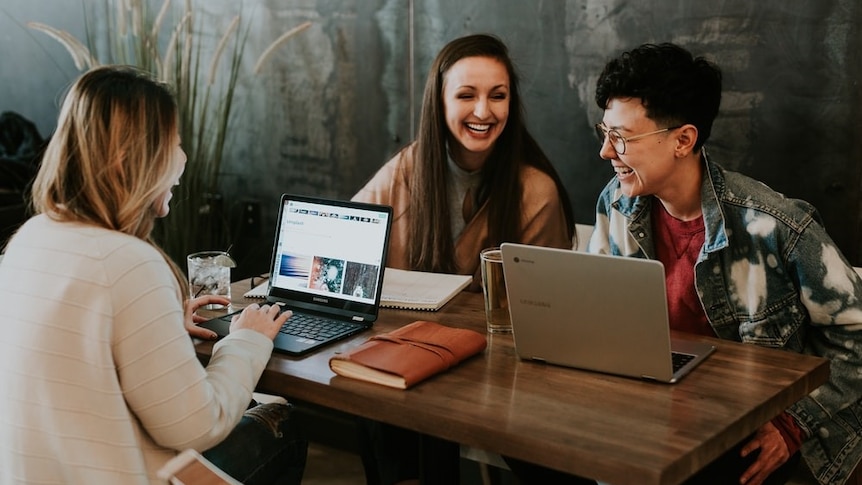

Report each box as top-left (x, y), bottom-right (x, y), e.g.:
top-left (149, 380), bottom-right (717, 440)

top-left (231, 303), bottom-right (292, 341)
top-left (185, 295), bottom-right (232, 339)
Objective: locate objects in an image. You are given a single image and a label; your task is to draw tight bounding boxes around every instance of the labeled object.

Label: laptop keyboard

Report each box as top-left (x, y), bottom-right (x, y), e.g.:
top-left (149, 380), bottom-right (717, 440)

top-left (671, 351), bottom-right (695, 372)
top-left (279, 312), bottom-right (358, 342)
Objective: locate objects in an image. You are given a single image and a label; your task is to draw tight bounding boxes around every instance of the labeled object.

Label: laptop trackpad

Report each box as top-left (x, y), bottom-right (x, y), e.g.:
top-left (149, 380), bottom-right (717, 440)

top-left (199, 312), bottom-right (238, 338)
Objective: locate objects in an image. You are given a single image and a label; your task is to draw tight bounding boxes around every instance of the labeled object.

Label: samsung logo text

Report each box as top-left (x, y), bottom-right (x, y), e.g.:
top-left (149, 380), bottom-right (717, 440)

top-left (520, 298), bottom-right (550, 308)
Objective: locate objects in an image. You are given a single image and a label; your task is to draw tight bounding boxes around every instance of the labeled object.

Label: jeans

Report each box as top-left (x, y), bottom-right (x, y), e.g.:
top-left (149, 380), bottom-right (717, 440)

top-left (203, 402), bottom-right (308, 485)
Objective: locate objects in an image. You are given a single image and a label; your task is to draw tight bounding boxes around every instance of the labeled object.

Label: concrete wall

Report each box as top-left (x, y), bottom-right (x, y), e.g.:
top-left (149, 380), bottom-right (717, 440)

top-left (2, 0), bottom-right (860, 274)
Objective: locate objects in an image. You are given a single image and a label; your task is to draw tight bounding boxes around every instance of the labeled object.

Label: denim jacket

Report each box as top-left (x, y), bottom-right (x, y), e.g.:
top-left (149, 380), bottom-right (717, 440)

top-left (588, 156), bottom-right (862, 485)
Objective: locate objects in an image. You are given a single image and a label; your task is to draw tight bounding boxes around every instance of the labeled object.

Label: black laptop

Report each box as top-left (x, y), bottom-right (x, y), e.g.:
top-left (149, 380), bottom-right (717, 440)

top-left (200, 194), bottom-right (393, 355)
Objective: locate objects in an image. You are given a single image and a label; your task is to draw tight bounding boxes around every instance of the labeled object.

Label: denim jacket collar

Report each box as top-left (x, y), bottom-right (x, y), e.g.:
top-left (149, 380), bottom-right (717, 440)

top-left (610, 152), bottom-right (728, 259)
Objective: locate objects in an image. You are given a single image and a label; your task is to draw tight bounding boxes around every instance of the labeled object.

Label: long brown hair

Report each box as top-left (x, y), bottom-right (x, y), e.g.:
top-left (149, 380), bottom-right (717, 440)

top-left (408, 34), bottom-right (574, 272)
top-left (31, 65), bottom-right (187, 293)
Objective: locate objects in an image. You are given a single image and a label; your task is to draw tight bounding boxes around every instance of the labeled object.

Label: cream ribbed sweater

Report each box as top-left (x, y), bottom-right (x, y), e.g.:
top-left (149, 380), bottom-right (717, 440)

top-left (0, 215), bottom-right (274, 484)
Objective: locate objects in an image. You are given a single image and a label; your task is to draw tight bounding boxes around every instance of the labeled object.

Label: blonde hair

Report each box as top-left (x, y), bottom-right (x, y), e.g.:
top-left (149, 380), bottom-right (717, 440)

top-left (32, 65), bottom-right (187, 292)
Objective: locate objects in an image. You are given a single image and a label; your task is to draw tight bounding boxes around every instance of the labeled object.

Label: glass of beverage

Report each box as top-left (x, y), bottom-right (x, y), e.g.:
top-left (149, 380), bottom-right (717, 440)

top-left (480, 247), bottom-right (511, 334)
top-left (187, 251), bottom-right (233, 309)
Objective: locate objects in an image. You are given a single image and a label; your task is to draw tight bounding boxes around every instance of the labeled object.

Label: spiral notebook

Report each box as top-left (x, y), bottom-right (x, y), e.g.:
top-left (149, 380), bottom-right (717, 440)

top-left (379, 268), bottom-right (471, 311)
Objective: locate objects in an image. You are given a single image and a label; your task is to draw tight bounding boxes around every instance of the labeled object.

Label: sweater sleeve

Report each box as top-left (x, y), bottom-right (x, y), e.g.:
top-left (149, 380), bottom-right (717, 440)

top-left (109, 243), bottom-right (274, 451)
top-left (518, 166), bottom-right (572, 251)
top-left (352, 150), bottom-right (407, 205)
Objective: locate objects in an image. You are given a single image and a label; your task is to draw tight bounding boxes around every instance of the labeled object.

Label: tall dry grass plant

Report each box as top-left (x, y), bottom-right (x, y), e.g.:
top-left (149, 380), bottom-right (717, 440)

top-left (29, 0), bottom-right (310, 266)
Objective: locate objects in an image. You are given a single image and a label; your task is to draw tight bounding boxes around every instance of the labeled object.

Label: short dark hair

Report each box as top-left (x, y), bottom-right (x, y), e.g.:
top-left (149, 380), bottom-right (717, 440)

top-left (595, 43), bottom-right (722, 151)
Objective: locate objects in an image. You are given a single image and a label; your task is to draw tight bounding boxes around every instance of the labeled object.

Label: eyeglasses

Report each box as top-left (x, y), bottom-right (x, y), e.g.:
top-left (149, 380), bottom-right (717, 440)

top-left (594, 123), bottom-right (681, 155)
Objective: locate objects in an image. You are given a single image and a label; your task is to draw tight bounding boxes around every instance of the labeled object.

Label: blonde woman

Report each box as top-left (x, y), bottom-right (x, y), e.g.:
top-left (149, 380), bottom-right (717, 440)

top-left (0, 66), bottom-right (306, 484)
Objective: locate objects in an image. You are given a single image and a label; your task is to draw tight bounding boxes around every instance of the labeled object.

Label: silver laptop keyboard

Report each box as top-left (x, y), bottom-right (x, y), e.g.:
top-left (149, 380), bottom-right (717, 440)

top-left (671, 352), bottom-right (695, 372)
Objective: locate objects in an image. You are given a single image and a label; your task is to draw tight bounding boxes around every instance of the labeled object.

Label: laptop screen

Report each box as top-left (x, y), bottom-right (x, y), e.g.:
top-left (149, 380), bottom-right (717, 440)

top-left (267, 194), bottom-right (392, 321)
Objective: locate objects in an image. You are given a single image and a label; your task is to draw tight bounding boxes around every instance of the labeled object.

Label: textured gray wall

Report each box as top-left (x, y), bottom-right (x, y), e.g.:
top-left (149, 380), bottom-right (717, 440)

top-left (2, 0), bottom-right (861, 275)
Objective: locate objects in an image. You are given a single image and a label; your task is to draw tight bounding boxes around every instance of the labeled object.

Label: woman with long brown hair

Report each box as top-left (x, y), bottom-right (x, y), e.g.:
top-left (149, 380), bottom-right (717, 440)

top-left (354, 33), bottom-right (574, 291)
top-left (353, 34), bottom-right (586, 485)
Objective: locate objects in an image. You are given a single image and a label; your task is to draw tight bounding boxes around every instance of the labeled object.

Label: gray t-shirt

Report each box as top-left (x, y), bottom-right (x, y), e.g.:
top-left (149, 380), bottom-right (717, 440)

top-left (447, 155), bottom-right (482, 241)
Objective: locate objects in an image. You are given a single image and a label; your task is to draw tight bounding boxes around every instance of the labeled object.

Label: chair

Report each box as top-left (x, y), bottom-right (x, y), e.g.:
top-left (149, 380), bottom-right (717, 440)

top-left (460, 445), bottom-right (510, 485)
top-left (0, 200), bottom-right (27, 250)
top-left (573, 223), bottom-right (593, 252)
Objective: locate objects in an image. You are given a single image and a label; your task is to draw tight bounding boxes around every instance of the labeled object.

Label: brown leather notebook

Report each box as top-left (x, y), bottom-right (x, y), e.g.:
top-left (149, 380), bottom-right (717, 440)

top-left (329, 320), bottom-right (487, 389)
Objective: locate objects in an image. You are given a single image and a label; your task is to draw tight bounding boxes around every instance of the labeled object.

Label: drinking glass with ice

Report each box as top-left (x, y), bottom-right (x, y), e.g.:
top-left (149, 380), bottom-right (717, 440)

top-left (187, 251), bottom-right (236, 309)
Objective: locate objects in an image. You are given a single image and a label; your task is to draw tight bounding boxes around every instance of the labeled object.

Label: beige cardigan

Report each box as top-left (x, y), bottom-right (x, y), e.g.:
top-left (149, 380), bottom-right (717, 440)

top-left (0, 215), bottom-right (273, 484)
top-left (353, 144), bottom-right (572, 290)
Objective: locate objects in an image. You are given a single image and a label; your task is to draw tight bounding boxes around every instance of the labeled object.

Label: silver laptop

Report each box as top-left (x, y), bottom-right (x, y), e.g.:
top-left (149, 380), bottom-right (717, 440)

top-left (500, 243), bottom-right (715, 383)
top-left (201, 194), bottom-right (393, 356)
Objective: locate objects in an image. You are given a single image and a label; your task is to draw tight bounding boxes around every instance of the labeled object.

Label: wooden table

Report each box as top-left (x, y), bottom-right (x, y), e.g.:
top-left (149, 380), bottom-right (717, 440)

top-left (196, 279), bottom-right (829, 485)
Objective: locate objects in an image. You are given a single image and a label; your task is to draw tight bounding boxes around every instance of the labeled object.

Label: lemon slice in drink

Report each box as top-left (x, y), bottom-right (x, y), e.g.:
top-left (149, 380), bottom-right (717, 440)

top-left (214, 253), bottom-right (237, 268)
